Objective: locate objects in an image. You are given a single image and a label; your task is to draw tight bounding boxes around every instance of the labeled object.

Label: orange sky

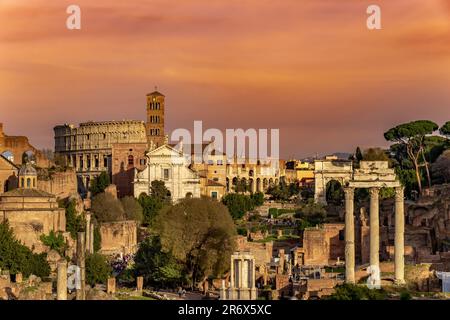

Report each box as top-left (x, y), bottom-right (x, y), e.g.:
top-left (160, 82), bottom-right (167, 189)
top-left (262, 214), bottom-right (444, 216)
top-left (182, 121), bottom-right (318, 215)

top-left (0, 0), bottom-right (449, 158)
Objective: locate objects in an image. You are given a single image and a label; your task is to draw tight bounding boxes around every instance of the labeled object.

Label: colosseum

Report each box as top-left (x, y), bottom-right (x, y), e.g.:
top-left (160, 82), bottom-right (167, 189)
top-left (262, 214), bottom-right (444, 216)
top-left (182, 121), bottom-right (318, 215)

top-left (54, 120), bottom-right (148, 196)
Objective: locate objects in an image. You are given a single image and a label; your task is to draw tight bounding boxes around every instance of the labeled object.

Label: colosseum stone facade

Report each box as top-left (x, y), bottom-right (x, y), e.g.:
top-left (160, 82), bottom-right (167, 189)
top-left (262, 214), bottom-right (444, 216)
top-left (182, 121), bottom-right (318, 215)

top-left (54, 120), bottom-right (147, 196)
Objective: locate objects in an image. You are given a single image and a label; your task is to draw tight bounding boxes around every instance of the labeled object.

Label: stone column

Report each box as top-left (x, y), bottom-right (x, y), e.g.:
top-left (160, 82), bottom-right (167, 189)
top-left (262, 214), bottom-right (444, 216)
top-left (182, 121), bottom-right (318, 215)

top-left (238, 259), bottom-right (243, 288)
top-left (15, 273), bottom-right (23, 283)
top-left (107, 277), bottom-right (116, 294)
top-left (136, 276), bottom-right (143, 294)
top-left (369, 187), bottom-right (380, 268)
top-left (85, 214), bottom-right (91, 254)
top-left (89, 222), bottom-right (94, 253)
top-left (395, 186), bottom-right (405, 284)
top-left (344, 187), bottom-right (355, 283)
top-left (57, 260), bottom-right (67, 300)
top-left (76, 232), bottom-right (86, 300)
top-left (230, 257), bottom-right (235, 288)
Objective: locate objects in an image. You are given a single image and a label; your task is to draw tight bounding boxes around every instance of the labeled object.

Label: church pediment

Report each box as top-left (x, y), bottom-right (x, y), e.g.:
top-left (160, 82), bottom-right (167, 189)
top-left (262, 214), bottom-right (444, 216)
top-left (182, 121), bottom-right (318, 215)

top-left (147, 144), bottom-right (184, 159)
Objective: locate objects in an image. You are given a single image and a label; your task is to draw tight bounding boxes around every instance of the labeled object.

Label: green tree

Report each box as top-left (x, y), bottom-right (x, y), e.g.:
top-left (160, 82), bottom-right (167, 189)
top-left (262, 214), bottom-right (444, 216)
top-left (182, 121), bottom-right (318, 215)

top-left (384, 120), bottom-right (439, 193)
top-left (40, 230), bottom-right (66, 255)
top-left (93, 224), bottom-right (102, 253)
top-left (294, 199), bottom-right (327, 226)
top-left (85, 253), bottom-right (112, 286)
top-left (121, 196), bottom-right (144, 223)
top-left (154, 198), bottom-right (236, 287)
top-left (138, 193), bottom-right (165, 226)
top-left (89, 171), bottom-right (111, 196)
top-left (222, 193), bottom-right (255, 220)
top-left (440, 121), bottom-right (450, 137)
top-left (362, 148), bottom-right (389, 161)
top-left (150, 180), bottom-right (172, 203)
top-left (355, 147), bottom-right (363, 162)
top-left (251, 192), bottom-right (264, 206)
top-left (0, 222), bottom-right (50, 277)
top-left (325, 284), bottom-right (387, 300)
top-left (91, 192), bottom-right (125, 222)
top-left (64, 199), bottom-right (85, 239)
top-left (133, 236), bottom-right (185, 288)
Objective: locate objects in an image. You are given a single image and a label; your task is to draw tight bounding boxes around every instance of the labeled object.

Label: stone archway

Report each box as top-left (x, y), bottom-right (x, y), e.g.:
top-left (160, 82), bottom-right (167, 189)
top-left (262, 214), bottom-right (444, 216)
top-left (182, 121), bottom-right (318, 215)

top-left (314, 160), bottom-right (353, 204)
top-left (326, 179), bottom-right (344, 205)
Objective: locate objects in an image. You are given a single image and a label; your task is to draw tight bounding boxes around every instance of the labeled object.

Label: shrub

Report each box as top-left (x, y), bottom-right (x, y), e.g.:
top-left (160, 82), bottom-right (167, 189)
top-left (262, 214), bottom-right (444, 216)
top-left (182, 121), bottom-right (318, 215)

top-left (40, 230), bottom-right (66, 255)
top-left (85, 253), bottom-right (112, 286)
top-left (0, 222), bottom-right (50, 277)
top-left (91, 192), bottom-right (125, 222)
top-left (251, 192), bottom-right (264, 206)
top-left (222, 193), bottom-right (254, 220)
top-left (237, 227), bottom-right (248, 236)
top-left (325, 284), bottom-right (387, 300)
top-left (134, 236), bottom-right (185, 288)
top-left (400, 291), bottom-right (412, 300)
top-left (89, 171), bottom-right (111, 196)
top-left (93, 225), bottom-right (101, 253)
top-left (65, 199), bottom-right (85, 239)
top-left (268, 208), bottom-right (278, 218)
top-left (121, 196), bottom-right (144, 223)
top-left (138, 193), bottom-right (165, 226)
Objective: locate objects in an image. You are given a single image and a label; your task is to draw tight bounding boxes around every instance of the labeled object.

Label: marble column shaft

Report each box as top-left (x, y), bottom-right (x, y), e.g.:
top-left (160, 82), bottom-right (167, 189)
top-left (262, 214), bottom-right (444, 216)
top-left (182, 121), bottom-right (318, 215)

top-left (395, 187), bottom-right (405, 284)
top-left (344, 187), bottom-right (355, 284)
top-left (369, 187), bottom-right (380, 268)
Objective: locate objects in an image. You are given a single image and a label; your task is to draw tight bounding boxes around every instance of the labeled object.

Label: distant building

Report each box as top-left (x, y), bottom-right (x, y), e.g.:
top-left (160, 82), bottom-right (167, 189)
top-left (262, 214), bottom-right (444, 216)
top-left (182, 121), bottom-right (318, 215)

top-left (0, 162), bottom-right (65, 253)
top-left (133, 144), bottom-right (201, 202)
top-left (54, 120), bottom-right (148, 196)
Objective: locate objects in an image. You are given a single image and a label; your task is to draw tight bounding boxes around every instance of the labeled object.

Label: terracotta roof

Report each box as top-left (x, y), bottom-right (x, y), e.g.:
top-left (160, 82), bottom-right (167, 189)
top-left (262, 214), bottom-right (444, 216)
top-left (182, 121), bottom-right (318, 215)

top-left (1, 188), bottom-right (56, 198)
top-left (206, 179), bottom-right (225, 187)
top-left (146, 91), bottom-right (165, 97)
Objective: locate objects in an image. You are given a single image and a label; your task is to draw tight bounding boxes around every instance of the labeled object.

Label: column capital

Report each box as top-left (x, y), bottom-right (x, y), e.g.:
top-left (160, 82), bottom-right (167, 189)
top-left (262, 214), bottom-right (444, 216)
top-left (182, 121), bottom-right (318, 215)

top-left (395, 186), bottom-right (405, 201)
top-left (369, 187), bottom-right (380, 197)
top-left (343, 187), bottom-right (354, 199)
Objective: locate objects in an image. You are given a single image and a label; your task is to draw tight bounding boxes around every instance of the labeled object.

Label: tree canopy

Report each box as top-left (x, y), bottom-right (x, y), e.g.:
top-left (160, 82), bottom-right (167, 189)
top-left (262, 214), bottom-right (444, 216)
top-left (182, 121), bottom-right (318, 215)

top-left (384, 120), bottom-right (439, 193)
top-left (89, 172), bottom-right (111, 196)
top-left (440, 121), bottom-right (450, 137)
top-left (153, 198), bottom-right (236, 287)
top-left (0, 222), bottom-right (50, 277)
top-left (91, 192), bottom-right (126, 222)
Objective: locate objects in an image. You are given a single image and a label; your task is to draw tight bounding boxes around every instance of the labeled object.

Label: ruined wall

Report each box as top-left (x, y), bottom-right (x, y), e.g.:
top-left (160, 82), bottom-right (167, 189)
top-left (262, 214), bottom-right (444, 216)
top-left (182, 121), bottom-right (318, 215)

top-left (0, 123), bottom-right (50, 168)
top-left (99, 220), bottom-right (137, 255)
top-left (37, 168), bottom-right (77, 199)
top-left (0, 195), bottom-right (65, 253)
top-left (0, 155), bottom-right (18, 193)
top-left (303, 228), bottom-right (329, 265)
top-left (236, 236), bottom-right (273, 268)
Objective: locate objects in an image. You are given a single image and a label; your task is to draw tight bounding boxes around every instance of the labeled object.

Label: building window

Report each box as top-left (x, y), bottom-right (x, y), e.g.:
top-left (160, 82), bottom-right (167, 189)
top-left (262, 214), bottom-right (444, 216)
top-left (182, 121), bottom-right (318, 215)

top-left (87, 156), bottom-right (91, 168)
top-left (208, 160), bottom-right (214, 165)
top-left (33, 178), bottom-right (36, 188)
top-left (213, 177), bottom-right (219, 182)
top-left (217, 160), bottom-right (223, 165)
top-left (26, 178), bottom-right (31, 188)
top-left (21, 178), bottom-right (24, 188)
top-left (339, 230), bottom-right (345, 241)
top-left (163, 168), bottom-right (170, 180)
top-left (104, 157), bottom-right (108, 168)
top-left (128, 155), bottom-right (134, 166)
top-left (80, 156), bottom-right (84, 169)
top-left (140, 159), bottom-right (146, 166)
top-left (95, 158), bottom-right (99, 168)
top-left (211, 191), bottom-right (218, 199)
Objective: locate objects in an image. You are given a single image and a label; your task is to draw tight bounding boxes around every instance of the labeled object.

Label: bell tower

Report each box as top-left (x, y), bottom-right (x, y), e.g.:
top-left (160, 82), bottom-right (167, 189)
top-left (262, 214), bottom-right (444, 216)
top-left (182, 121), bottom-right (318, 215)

top-left (146, 89), bottom-right (165, 148)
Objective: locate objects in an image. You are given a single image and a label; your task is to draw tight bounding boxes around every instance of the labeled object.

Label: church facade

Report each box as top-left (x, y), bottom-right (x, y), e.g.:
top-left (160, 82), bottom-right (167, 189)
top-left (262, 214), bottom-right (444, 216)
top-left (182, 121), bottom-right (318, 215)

top-left (133, 144), bottom-right (201, 202)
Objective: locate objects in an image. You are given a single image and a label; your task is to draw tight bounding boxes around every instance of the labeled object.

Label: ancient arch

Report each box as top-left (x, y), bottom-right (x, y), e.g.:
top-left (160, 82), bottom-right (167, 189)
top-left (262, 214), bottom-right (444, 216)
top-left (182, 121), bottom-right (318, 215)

top-left (314, 160), bottom-right (353, 204)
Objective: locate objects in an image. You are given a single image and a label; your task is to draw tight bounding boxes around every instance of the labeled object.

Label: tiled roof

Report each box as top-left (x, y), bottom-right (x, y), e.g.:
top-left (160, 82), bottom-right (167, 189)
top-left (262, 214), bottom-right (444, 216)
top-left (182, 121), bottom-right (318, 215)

top-left (1, 188), bottom-right (55, 198)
